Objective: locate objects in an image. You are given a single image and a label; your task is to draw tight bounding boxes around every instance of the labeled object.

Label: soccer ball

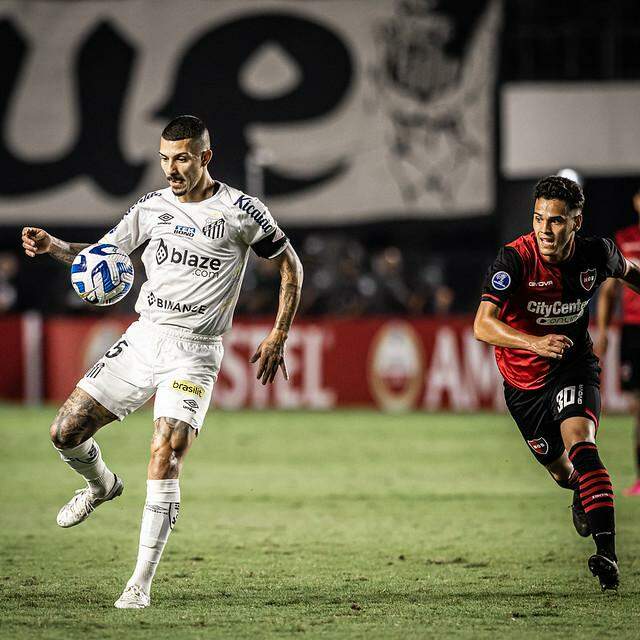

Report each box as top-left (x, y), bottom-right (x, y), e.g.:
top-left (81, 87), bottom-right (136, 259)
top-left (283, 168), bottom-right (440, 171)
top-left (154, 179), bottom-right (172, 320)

top-left (70, 244), bottom-right (134, 306)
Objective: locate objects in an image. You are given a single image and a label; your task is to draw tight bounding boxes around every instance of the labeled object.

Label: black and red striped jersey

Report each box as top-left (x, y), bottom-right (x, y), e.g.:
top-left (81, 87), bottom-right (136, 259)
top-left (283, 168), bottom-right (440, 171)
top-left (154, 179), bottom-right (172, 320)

top-left (481, 232), bottom-right (625, 390)
top-left (615, 224), bottom-right (640, 325)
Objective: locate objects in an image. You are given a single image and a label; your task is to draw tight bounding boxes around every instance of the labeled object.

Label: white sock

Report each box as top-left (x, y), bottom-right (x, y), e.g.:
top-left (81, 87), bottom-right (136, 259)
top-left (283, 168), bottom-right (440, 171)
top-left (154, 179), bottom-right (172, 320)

top-left (127, 479), bottom-right (181, 595)
top-left (56, 439), bottom-right (115, 497)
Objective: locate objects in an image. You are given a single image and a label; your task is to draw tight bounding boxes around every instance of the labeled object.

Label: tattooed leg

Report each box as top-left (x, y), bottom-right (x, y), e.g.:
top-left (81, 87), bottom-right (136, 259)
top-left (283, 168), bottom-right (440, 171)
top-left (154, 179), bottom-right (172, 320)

top-left (50, 387), bottom-right (116, 449)
top-left (51, 387), bottom-right (120, 510)
top-left (116, 418), bottom-right (195, 607)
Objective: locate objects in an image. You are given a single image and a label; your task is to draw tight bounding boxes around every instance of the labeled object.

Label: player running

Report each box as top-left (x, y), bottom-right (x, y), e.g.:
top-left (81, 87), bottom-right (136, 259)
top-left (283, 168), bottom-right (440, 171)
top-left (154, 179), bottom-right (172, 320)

top-left (474, 175), bottom-right (640, 591)
top-left (20, 115), bottom-right (303, 608)
top-left (595, 187), bottom-right (640, 496)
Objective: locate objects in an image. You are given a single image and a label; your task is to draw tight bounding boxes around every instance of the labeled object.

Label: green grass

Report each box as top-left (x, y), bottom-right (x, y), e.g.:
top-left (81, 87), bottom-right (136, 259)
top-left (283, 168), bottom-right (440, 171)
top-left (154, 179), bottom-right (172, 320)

top-left (1, 406), bottom-right (639, 639)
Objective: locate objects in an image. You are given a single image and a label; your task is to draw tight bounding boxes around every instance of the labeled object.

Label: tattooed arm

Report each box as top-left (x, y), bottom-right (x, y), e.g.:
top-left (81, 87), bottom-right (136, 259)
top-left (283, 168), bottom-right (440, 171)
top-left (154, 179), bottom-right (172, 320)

top-left (250, 243), bottom-right (304, 384)
top-left (21, 227), bottom-right (89, 265)
top-left (48, 238), bottom-right (90, 265)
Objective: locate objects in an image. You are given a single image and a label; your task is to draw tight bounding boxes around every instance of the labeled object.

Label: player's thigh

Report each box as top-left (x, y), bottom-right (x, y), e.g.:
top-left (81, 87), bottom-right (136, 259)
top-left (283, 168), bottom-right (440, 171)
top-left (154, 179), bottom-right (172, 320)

top-left (552, 378), bottom-right (601, 449)
top-left (50, 386), bottom-right (118, 448)
top-left (552, 378), bottom-right (601, 435)
top-left (77, 322), bottom-right (156, 422)
top-left (154, 339), bottom-right (224, 431)
top-left (504, 383), bottom-right (565, 465)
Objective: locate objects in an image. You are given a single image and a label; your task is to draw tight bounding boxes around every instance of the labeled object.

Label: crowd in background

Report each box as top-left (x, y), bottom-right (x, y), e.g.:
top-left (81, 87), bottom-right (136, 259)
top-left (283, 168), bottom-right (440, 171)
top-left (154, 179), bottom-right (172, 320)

top-left (0, 232), bottom-right (461, 317)
top-left (238, 234), bottom-right (455, 317)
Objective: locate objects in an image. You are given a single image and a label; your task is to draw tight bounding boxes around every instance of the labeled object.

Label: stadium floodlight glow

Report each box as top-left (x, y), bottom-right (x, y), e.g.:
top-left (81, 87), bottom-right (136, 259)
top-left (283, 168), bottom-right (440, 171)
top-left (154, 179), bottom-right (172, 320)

top-left (557, 167), bottom-right (584, 186)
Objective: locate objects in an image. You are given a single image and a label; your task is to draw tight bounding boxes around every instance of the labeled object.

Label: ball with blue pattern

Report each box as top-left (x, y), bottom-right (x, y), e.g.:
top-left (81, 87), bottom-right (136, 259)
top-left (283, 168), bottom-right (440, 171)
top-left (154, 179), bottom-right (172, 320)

top-left (70, 244), bottom-right (134, 306)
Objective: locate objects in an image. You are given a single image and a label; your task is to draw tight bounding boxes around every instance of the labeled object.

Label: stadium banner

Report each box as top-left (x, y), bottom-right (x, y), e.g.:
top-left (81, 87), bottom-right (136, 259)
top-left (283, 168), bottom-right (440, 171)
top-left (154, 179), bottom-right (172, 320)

top-left (9, 315), bottom-right (626, 412)
top-left (0, 0), bottom-right (500, 225)
top-left (502, 82), bottom-right (640, 178)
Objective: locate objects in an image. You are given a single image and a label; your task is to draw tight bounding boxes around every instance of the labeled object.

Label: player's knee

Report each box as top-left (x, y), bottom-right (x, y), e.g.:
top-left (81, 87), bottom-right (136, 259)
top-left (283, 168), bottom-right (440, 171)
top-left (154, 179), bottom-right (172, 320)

top-left (50, 414), bottom-right (92, 449)
top-left (561, 417), bottom-right (596, 449)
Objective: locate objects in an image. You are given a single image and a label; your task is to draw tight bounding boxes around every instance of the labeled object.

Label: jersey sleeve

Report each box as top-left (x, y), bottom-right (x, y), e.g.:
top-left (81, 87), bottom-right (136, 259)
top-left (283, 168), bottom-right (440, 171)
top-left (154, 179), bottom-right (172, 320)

top-left (615, 229), bottom-right (624, 248)
top-left (98, 200), bottom-right (152, 255)
top-left (601, 237), bottom-right (626, 278)
top-left (236, 196), bottom-right (289, 259)
top-left (481, 246), bottom-right (523, 307)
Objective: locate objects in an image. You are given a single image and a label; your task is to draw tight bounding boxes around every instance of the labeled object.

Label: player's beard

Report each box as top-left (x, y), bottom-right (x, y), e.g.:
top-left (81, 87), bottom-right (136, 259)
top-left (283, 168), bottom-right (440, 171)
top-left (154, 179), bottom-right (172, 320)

top-left (168, 176), bottom-right (188, 196)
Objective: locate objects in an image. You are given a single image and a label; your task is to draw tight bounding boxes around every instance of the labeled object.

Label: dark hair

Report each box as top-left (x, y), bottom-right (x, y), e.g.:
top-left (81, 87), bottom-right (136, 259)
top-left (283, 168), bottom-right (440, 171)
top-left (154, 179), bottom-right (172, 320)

top-left (161, 115), bottom-right (210, 147)
top-left (534, 175), bottom-right (584, 212)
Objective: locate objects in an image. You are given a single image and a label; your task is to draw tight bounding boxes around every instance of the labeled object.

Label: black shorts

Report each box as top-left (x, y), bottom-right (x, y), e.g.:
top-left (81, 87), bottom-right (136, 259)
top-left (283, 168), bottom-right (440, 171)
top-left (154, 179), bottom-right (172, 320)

top-left (620, 324), bottom-right (640, 391)
top-left (504, 371), bottom-right (601, 466)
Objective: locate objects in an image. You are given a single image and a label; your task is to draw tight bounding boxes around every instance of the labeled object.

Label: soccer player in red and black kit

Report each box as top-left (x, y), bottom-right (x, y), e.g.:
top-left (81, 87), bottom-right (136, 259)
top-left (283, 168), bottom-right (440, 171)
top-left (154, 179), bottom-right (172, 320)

top-left (474, 176), bottom-right (640, 591)
top-left (595, 187), bottom-right (640, 496)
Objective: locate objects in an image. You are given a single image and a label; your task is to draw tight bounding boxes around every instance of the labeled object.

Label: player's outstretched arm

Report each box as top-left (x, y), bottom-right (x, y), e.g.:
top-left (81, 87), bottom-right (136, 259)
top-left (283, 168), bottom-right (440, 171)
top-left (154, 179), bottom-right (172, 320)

top-left (21, 227), bottom-right (89, 265)
top-left (250, 244), bottom-right (304, 385)
top-left (594, 277), bottom-right (621, 358)
top-left (620, 257), bottom-right (640, 295)
top-left (474, 300), bottom-right (573, 360)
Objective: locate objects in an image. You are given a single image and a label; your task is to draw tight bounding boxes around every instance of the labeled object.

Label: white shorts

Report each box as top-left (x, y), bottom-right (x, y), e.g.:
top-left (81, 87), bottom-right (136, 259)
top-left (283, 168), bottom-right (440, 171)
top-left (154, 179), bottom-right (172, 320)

top-left (77, 319), bottom-right (223, 430)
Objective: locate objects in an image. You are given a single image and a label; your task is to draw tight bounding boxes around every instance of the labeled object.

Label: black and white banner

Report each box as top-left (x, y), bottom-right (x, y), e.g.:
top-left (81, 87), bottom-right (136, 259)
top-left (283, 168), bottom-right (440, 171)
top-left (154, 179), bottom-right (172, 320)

top-left (0, 0), bottom-right (501, 225)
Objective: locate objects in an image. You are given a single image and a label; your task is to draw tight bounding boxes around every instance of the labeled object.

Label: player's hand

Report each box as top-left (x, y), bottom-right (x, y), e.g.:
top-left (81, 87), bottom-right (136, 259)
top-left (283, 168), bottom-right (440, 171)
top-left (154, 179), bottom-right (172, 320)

top-left (530, 334), bottom-right (573, 360)
top-left (593, 334), bottom-right (608, 359)
top-left (249, 328), bottom-right (289, 385)
top-left (21, 227), bottom-right (52, 257)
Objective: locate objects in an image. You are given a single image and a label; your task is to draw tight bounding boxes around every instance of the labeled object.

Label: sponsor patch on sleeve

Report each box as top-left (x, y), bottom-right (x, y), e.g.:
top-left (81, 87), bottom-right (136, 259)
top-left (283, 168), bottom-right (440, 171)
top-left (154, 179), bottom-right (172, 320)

top-left (491, 271), bottom-right (511, 291)
top-left (171, 379), bottom-right (205, 398)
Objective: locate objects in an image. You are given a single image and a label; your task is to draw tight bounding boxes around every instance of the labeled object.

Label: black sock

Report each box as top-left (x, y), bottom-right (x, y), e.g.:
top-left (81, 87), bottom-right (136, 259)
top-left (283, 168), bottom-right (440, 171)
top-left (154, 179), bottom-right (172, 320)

top-left (569, 442), bottom-right (616, 561)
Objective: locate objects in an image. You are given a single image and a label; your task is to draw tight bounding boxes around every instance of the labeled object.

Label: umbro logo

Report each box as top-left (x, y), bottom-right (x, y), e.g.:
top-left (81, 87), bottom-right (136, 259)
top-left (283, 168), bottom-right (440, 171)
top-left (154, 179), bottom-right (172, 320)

top-left (147, 292), bottom-right (156, 305)
top-left (183, 399), bottom-right (199, 413)
top-left (158, 213), bottom-right (174, 225)
top-left (202, 218), bottom-right (225, 240)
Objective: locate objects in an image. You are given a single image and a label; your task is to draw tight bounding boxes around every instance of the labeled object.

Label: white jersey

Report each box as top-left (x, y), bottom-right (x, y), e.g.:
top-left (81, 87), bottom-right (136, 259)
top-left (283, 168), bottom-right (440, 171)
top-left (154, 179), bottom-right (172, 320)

top-left (99, 183), bottom-right (288, 336)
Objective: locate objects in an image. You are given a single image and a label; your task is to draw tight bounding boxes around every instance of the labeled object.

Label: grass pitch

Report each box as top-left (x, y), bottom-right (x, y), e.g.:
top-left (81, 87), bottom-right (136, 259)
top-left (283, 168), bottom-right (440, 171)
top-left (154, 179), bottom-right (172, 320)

top-left (1, 406), bottom-right (639, 639)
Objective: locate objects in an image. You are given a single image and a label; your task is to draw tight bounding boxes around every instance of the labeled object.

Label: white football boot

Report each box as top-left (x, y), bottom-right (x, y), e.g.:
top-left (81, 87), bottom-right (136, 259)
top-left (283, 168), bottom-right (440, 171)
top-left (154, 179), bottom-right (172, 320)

top-left (114, 585), bottom-right (150, 609)
top-left (56, 475), bottom-right (124, 528)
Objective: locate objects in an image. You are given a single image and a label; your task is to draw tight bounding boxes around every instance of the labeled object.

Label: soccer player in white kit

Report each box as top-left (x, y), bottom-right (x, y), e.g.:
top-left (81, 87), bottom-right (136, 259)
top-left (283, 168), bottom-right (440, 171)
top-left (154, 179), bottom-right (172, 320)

top-left (20, 115), bottom-right (303, 609)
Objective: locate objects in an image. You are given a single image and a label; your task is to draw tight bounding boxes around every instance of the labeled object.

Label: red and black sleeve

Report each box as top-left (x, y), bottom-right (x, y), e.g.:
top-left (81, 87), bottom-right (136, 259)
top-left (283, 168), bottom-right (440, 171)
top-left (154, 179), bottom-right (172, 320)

top-left (480, 246), bottom-right (523, 308)
top-left (601, 237), bottom-right (626, 278)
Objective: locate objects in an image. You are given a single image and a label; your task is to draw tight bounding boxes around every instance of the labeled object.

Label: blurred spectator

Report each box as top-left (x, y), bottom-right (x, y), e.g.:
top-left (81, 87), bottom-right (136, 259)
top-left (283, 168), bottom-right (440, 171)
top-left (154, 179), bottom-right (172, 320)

top-left (369, 247), bottom-right (412, 314)
top-left (0, 253), bottom-right (18, 313)
top-left (237, 255), bottom-right (281, 315)
top-left (412, 260), bottom-right (455, 315)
